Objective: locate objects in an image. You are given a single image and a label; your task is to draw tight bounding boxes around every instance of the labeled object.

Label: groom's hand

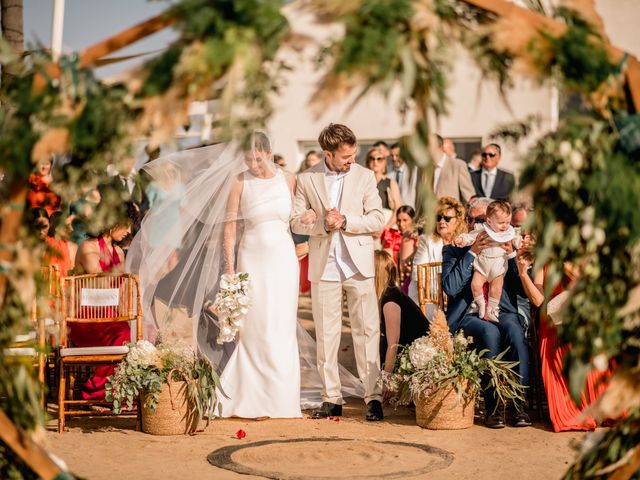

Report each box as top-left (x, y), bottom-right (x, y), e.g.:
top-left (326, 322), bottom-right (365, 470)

top-left (325, 208), bottom-right (346, 232)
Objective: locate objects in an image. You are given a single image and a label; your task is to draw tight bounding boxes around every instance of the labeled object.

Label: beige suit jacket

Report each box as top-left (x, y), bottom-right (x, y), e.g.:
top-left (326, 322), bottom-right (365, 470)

top-left (435, 156), bottom-right (476, 204)
top-left (291, 162), bottom-right (385, 282)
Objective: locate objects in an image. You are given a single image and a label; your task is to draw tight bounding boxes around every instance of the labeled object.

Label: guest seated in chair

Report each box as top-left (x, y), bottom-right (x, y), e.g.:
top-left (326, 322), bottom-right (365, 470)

top-left (375, 251), bottom-right (428, 400)
top-left (69, 222), bottom-right (132, 401)
top-left (441, 205), bottom-right (530, 429)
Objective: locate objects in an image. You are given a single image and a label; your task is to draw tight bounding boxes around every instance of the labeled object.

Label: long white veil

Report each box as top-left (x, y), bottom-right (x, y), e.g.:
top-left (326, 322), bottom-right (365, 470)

top-left (125, 134), bottom-right (364, 409)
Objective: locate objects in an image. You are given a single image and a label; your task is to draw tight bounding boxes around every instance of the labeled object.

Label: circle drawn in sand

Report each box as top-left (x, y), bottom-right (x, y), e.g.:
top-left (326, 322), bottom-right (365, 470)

top-left (207, 437), bottom-right (453, 479)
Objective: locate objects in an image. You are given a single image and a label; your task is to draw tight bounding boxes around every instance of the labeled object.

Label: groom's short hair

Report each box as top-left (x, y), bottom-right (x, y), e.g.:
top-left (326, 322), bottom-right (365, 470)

top-left (318, 123), bottom-right (357, 152)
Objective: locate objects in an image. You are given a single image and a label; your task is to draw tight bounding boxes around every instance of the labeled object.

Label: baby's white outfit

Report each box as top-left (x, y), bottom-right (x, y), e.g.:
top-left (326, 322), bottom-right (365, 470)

top-left (457, 223), bottom-right (521, 280)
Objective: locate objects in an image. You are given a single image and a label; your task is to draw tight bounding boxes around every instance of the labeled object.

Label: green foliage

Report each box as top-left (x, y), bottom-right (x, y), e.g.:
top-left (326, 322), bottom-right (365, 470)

top-left (520, 115), bottom-right (640, 383)
top-left (563, 406), bottom-right (640, 479)
top-left (384, 331), bottom-right (525, 412)
top-left (106, 341), bottom-right (224, 433)
top-left (541, 7), bottom-right (619, 94)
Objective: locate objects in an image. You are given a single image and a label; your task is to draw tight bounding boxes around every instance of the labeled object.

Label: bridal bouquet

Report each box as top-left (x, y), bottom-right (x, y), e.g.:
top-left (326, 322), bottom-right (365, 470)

top-left (211, 272), bottom-right (251, 344)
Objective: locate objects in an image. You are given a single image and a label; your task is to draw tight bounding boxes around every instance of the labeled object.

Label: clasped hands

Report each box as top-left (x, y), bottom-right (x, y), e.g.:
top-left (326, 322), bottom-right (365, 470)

top-left (298, 207), bottom-right (345, 232)
top-left (324, 208), bottom-right (346, 232)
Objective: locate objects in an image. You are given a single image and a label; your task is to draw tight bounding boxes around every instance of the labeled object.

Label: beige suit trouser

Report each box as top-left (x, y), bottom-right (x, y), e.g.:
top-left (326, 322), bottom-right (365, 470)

top-left (311, 274), bottom-right (382, 404)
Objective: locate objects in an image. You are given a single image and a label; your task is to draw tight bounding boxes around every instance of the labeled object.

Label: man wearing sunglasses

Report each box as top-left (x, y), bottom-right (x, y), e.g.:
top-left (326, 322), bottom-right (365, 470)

top-left (470, 144), bottom-right (515, 201)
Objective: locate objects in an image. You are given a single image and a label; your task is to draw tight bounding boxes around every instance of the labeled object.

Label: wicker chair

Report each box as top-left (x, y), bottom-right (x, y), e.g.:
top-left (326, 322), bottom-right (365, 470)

top-left (415, 262), bottom-right (447, 316)
top-left (4, 265), bottom-right (61, 406)
top-left (58, 273), bottom-right (142, 432)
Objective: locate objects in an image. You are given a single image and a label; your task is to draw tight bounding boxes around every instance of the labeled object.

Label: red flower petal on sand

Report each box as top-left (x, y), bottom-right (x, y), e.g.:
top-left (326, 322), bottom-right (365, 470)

top-left (334, 417), bottom-right (340, 422)
top-left (235, 429), bottom-right (247, 439)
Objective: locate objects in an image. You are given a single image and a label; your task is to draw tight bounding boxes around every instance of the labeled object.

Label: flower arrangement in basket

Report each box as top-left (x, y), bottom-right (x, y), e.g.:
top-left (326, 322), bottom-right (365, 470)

top-left (106, 340), bottom-right (223, 435)
top-left (383, 311), bottom-right (525, 429)
top-left (211, 272), bottom-right (251, 344)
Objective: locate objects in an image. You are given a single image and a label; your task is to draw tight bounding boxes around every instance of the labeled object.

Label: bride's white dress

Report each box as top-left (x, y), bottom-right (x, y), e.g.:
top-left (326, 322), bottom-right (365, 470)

top-left (218, 169), bottom-right (302, 418)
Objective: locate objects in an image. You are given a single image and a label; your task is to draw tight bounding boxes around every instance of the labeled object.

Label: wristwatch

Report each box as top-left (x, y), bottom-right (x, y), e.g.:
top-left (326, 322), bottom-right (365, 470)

top-left (340, 216), bottom-right (347, 231)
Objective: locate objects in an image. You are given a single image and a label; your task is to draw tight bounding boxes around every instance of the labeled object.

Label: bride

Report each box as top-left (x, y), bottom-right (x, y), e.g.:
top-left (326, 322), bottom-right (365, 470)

top-left (126, 132), bottom-right (363, 418)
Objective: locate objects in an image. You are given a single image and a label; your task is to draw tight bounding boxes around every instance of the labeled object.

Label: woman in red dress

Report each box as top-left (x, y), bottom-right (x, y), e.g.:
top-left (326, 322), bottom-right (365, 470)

top-left (28, 158), bottom-right (61, 217)
top-left (69, 223), bottom-right (132, 400)
top-left (518, 258), bottom-right (611, 432)
top-left (382, 206), bottom-right (417, 294)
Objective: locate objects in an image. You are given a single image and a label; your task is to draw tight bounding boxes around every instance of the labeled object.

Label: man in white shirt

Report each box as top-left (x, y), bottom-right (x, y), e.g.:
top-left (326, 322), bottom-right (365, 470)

top-left (291, 123), bottom-right (385, 422)
top-left (470, 143), bottom-right (516, 201)
top-left (390, 143), bottom-right (417, 208)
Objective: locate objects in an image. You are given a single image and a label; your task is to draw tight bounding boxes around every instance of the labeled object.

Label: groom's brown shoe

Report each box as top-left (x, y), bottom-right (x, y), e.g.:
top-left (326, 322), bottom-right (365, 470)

top-left (311, 402), bottom-right (342, 419)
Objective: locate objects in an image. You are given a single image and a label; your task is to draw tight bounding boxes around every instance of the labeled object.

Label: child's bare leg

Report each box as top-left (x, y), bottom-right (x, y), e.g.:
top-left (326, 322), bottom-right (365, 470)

top-left (486, 274), bottom-right (504, 322)
top-left (470, 271), bottom-right (488, 318)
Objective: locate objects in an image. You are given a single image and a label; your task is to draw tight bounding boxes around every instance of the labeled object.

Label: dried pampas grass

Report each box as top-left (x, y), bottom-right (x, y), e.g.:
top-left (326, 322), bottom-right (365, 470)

top-left (430, 309), bottom-right (453, 360)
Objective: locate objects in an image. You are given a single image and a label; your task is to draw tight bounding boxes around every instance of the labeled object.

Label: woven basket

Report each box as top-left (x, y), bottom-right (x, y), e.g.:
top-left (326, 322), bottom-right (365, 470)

top-left (415, 380), bottom-right (475, 430)
top-left (141, 380), bottom-right (192, 435)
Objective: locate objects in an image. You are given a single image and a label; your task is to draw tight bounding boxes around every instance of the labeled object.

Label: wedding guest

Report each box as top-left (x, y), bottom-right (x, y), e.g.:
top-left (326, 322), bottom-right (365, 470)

top-left (366, 147), bottom-right (403, 236)
top-left (442, 137), bottom-right (457, 160)
top-left (373, 140), bottom-right (390, 161)
top-left (70, 222), bottom-right (132, 401)
top-left (433, 135), bottom-right (475, 204)
top-left (45, 210), bottom-right (77, 276)
top-left (442, 214), bottom-right (530, 428)
top-left (298, 150), bottom-right (322, 173)
top-left (518, 260), bottom-right (612, 432)
top-left (408, 196), bottom-right (466, 319)
top-left (465, 196), bottom-right (492, 230)
top-left (28, 157), bottom-right (61, 217)
top-left (467, 149), bottom-right (482, 173)
top-left (375, 250), bottom-right (428, 377)
top-left (382, 205), bottom-right (415, 266)
top-left (274, 154), bottom-right (286, 168)
top-left (398, 219), bottom-right (421, 294)
top-left (511, 202), bottom-right (534, 329)
top-left (470, 144), bottom-right (516, 200)
top-left (28, 208), bottom-right (50, 241)
top-left (391, 143), bottom-right (417, 208)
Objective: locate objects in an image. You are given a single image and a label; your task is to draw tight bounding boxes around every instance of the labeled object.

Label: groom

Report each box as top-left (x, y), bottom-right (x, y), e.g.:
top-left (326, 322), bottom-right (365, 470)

top-left (292, 123), bottom-right (385, 421)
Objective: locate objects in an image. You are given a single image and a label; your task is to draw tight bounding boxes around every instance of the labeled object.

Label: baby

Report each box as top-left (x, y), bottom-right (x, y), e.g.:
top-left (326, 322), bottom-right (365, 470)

top-left (454, 200), bottom-right (521, 322)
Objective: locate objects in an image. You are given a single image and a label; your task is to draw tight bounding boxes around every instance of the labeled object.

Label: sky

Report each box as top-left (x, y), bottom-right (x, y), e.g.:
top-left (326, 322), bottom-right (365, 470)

top-left (24, 1), bottom-right (177, 78)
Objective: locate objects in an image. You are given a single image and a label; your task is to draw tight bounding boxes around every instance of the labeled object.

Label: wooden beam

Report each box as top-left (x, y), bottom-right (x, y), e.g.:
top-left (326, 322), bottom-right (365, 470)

top-left (0, 409), bottom-right (62, 480)
top-left (34, 12), bottom-right (175, 91)
top-left (461, 0), bottom-right (640, 112)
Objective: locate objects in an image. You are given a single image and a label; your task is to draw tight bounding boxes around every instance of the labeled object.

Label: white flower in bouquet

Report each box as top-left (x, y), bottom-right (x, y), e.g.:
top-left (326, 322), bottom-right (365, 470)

top-left (212, 272), bottom-right (251, 344)
top-left (408, 337), bottom-right (438, 370)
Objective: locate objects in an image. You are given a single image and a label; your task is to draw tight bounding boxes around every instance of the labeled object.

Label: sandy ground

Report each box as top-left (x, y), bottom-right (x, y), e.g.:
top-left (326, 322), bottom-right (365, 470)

top-left (45, 293), bottom-right (585, 480)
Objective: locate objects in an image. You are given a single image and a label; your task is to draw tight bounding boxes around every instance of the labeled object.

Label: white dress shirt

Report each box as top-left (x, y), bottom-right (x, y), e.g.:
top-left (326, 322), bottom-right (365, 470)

top-left (395, 163), bottom-right (417, 208)
top-left (481, 167), bottom-right (497, 198)
top-left (321, 162), bottom-right (358, 281)
top-left (433, 154), bottom-right (447, 191)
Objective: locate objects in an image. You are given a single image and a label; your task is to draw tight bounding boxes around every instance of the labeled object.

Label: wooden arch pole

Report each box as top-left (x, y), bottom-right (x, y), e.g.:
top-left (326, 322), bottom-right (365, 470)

top-left (34, 12), bottom-right (175, 91)
top-left (0, 11), bottom-right (177, 310)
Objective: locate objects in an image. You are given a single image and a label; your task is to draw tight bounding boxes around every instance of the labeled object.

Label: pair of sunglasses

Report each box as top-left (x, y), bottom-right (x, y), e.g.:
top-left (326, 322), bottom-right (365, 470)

top-left (437, 214), bottom-right (455, 223)
top-left (370, 156), bottom-right (386, 162)
top-left (481, 152), bottom-right (497, 158)
top-left (466, 215), bottom-right (485, 224)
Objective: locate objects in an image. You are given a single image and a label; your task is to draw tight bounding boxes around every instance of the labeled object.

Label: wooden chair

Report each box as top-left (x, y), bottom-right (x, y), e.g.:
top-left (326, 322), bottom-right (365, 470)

top-left (58, 273), bottom-right (142, 432)
top-left (416, 262), bottom-right (447, 316)
top-left (4, 265), bottom-right (61, 406)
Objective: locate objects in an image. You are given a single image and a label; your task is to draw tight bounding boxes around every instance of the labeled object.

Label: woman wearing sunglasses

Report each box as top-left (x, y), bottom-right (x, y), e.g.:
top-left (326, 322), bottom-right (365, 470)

top-left (408, 196), bottom-right (466, 318)
top-left (366, 147), bottom-right (403, 243)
